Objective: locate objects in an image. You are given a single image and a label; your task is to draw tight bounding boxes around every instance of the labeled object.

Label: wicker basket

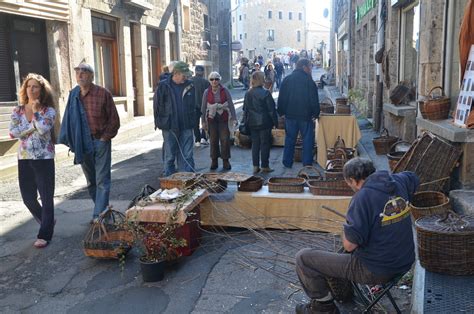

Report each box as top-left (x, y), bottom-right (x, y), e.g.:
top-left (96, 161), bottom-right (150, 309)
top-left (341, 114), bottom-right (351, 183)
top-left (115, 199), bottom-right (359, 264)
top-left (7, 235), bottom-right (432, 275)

top-left (389, 84), bottom-right (411, 105)
top-left (307, 178), bottom-right (354, 196)
top-left (235, 130), bottom-right (252, 148)
top-left (416, 211), bottom-right (474, 275)
top-left (199, 173), bottom-right (227, 193)
top-left (83, 207), bottom-right (133, 259)
top-left (277, 115), bottom-right (285, 129)
top-left (373, 128), bottom-right (399, 155)
top-left (419, 86), bottom-right (450, 120)
top-left (267, 177), bottom-right (306, 193)
top-left (160, 172), bottom-right (198, 190)
top-left (327, 137), bottom-right (355, 160)
top-left (386, 141), bottom-right (410, 171)
top-left (237, 176), bottom-right (264, 192)
top-left (294, 145), bottom-right (317, 162)
top-left (409, 191), bottom-right (451, 220)
top-left (320, 97), bottom-right (335, 114)
top-left (335, 97), bottom-right (350, 114)
top-left (325, 159), bottom-right (345, 180)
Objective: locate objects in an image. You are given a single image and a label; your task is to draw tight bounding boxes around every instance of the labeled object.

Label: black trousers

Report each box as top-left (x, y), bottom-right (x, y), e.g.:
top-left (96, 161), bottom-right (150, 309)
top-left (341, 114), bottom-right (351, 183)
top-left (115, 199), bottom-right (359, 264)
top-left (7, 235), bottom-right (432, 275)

top-left (18, 159), bottom-right (55, 241)
top-left (250, 128), bottom-right (272, 168)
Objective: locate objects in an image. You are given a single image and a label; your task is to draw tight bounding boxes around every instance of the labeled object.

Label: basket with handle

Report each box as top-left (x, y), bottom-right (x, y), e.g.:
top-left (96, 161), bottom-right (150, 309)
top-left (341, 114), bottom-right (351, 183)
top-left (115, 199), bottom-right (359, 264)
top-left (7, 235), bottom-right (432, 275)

top-left (419, 86), bottom-right (450, 120)
top-left (267, 177), bottom-right (306, 193)
top-left (372, 128), bottom-right (399, 155)
top-left (83, 207), bottom-right (133, 259)
top-left (415, 211), bottom-right (474, 275)
top-left (320, 97), bottom-right (335, 114)
top-left (297, 166), bottom-right (324, 181)
top-left (325, 158), bottom-right (346, 180)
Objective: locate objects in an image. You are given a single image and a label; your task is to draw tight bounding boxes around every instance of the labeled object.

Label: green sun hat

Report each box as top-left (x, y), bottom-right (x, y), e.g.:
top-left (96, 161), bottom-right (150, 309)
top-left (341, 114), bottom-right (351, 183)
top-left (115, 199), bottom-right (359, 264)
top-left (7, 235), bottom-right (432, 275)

top-left (173, 61), bottom-right (193, 77)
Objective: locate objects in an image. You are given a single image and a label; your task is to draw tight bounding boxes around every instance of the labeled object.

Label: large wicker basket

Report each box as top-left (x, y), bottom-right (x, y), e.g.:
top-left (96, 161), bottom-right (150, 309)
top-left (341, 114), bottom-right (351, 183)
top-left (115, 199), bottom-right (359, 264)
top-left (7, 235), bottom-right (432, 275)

top-left (297, 166), bottom-right (323, 181)
top-left (237, 176), bottom-right (263, 192)
top-left (325, 159), bottom-right (345, 180)
top-left (267, 177), bottom-right (306, 193)
top-left (409, 191), bottom-right (451, 220)
top-left (386, 141), bottom-right (410, 171)
top-left (416, 211), bottom-right (474, 275)
top-left (307, 178), bottom-right (354, 196)
top-left (372, 128), bottom-right (398, 155)
top-left (160, 172), bottom-right (198, 190)
top-left (419, 86), bottom-right (450, 120)
top-left (327, 137), bottom-right (355, 160)
top-left (335, 97), bottom-right (351, 114)
top-left (83, 207), bottom-right (133, 259)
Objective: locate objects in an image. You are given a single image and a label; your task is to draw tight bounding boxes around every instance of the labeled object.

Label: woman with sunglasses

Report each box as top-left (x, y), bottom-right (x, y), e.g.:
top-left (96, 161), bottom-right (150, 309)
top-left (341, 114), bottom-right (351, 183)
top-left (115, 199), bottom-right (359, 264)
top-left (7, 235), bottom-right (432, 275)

top-left (9, 73), bottom-right (56, 248)
top-left (201, 72), bottom-right (237, 170)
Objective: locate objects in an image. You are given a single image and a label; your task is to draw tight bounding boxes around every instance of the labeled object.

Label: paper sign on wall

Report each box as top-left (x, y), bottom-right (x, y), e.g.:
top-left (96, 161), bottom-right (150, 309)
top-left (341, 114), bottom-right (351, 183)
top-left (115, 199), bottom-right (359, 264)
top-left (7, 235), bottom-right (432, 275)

top-left (454, 45), bottom-right (474, 128)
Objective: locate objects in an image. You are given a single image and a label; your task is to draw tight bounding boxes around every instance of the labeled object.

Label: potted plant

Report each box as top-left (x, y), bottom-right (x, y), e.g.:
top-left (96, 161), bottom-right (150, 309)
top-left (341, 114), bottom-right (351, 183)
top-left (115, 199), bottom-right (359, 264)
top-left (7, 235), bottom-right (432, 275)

top-left (125, 207), bottom-right (187, 282)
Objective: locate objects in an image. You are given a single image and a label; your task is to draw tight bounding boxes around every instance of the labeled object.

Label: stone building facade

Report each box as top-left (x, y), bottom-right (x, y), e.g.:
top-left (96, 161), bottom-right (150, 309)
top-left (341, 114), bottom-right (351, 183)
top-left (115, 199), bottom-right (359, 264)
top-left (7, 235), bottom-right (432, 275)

top-left (0, 0), bottom-right (230, 157)
top-left (231, 0), bottom-right (306, 60)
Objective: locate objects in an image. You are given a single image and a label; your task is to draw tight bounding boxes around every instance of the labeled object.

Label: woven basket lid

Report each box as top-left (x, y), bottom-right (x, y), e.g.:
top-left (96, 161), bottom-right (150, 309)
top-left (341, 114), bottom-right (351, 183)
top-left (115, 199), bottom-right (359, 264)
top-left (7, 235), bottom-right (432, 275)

top-left (415, 211), bottom-right (474, 234)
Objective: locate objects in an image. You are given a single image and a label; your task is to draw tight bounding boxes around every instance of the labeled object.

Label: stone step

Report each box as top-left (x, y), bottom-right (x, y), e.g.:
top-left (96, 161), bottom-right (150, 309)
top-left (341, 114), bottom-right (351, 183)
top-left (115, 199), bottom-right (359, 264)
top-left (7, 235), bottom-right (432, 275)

top-left (449, 190), bottom-right (474, 215)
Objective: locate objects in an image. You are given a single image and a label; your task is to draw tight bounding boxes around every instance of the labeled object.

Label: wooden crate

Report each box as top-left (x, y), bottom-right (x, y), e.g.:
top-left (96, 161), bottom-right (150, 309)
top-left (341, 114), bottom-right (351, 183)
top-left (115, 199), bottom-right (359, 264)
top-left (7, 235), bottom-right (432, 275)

top-left (272, 129), bottom-right (285, 147)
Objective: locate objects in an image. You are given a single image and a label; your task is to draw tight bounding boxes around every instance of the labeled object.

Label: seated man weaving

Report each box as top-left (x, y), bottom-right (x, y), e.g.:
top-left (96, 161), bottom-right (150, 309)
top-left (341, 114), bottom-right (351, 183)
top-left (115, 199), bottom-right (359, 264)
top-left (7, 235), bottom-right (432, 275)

top-left (295, 158), bottom-right (419, 314)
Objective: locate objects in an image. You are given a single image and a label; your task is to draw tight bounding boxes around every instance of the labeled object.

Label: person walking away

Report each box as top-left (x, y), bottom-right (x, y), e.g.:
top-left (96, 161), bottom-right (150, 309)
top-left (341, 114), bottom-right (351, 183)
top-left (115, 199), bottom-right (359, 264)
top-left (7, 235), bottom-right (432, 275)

top-left (59, 63), bottom-right (120, 222)
top-left (243, 71), bottom-right (278, 174)
top-left (277, 58), bottom-right (319, 168)
top-left (9, 73), bottom-right (56, 248)
top-left (239, 58), bottom-right (250, 90)
top-left (295, 158), bottom-right (419, 313)
top-left (264, 62), bottom-right (276, 92)
top-left (191, 65), bottom-right (210, 146)
top-left (202, 72), bottom-right (237, 171)
top-left (153, 61), bottom-right (198, 176)
top-left (274, 57), bottom-right (285, 90)
top-left (284, 54), bottom-right (290, 70)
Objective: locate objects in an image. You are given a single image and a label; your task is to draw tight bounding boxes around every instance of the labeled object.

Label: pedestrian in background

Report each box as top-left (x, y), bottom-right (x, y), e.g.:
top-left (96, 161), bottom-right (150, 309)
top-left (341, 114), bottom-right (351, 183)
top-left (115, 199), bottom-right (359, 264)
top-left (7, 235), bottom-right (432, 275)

top-left (191, 65), bottom-right (210, 146)
top-left (153, 61), bottom-right (198, 176)
top-left (202, 72), bottom-right (236, 171)
top-left (10, 73), bottom-right (56, 248)
top-left (59, 62), bottom-right (120, 222)
top-left (264, 62), bottom-right (276, 92)
top-left (243, 71), bottom-right (278, 174)
top-left (277, 58), bottom-right (320, 168)
top-left (251, 62), bottom-right (262, 75)
top-left (274, 57), bottom-right (285, 90)
top-left (238, 58), bottom-right (250, 90)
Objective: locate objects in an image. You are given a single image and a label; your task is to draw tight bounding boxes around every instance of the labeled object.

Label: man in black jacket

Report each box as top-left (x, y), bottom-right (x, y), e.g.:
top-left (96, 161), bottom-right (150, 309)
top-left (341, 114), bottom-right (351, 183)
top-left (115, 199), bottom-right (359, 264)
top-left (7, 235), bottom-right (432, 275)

top-left (153, 61), bottom-right (199, 176)
top-left (277, 58), bottom-right (320, 168)
top-left (191, 65), bottom-right (210, 146)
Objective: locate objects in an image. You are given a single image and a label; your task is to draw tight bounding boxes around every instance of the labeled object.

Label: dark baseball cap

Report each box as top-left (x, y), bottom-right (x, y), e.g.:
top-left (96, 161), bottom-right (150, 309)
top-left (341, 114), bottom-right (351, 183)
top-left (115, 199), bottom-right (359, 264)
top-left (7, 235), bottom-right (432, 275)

top-left (195, 65), bottom-right (205, 73)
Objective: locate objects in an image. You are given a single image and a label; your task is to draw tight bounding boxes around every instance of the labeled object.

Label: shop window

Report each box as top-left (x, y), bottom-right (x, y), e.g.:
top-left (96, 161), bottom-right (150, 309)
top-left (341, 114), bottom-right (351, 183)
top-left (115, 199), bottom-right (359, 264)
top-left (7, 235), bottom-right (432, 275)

top-left (399, 2), bottom-right (420, 90)
top-left (92, 15), bottom-right (119, 95)
top-left (147, 27), bottom-right (161, 90)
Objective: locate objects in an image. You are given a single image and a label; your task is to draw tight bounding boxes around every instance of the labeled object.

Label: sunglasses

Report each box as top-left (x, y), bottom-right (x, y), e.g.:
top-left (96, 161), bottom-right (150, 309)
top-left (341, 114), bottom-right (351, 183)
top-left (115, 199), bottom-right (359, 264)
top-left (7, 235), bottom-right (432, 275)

top-left (209, 78), bottom-right (220, 81)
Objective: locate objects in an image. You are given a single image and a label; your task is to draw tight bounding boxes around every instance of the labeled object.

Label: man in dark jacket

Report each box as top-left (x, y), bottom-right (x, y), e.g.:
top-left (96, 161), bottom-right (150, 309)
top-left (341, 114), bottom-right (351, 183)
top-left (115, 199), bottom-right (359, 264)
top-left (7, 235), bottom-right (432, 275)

top-left (191, 65), bottom-right (210, 146)
top-left (274, 57), bottom-right (285, 90)
top-left (277, 58), bottom-right (319, 168)
top-left (295, 158), bottom-right (419, 314)
top-left (153, 61), bottom-right (199, 176)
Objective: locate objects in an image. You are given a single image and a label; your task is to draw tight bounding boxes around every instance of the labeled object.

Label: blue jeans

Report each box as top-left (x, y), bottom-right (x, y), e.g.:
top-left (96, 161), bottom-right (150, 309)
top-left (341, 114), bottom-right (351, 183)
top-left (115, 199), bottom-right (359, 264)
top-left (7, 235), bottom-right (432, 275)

top-left (162, 129), bottom-right (195, 176)
top-left (81, 139), bottom-right (111, 218)
top-left (283, 118), bottom-right (315, 167)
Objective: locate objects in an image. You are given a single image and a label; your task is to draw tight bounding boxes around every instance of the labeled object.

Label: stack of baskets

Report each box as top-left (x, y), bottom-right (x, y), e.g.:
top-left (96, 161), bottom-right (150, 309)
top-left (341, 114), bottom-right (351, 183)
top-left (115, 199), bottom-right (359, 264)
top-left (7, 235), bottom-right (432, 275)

top-left (372, 128), bottom-right (399, 155)
top-left (83, 207), bottom-right (133, 259)
top-left (301, 167), bottom-right (354, 196)
top-left (267, 177), bottom-right (306, 193)
top-left (335, 97), bottom-right (350, 114)
top-left (419, 86), bottom-right (451, 120)
top-left (327, 137), bottom-right (355, 161)
top-left (416, 211), bottom-right (474, 275)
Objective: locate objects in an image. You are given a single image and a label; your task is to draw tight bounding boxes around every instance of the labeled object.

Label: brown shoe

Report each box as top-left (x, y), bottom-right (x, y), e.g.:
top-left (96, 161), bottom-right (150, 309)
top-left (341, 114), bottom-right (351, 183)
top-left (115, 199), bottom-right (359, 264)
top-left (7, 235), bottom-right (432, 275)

top-left (210, 159), bottom-right (218, 170)
top-left (223, 159), bottom-right (231, 170)
top-left (295, 300), bottom-right (339, 314)
top-left (261, 167), bottom-right (274, 173)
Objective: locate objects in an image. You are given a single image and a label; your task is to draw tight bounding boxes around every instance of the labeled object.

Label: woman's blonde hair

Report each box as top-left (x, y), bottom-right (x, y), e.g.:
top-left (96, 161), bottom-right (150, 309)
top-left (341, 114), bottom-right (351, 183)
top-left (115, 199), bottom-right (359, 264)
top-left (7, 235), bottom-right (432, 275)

top-left (18, 73), bottom-right (55, 108)
top-left (251, 71), bottom-right (265, 88)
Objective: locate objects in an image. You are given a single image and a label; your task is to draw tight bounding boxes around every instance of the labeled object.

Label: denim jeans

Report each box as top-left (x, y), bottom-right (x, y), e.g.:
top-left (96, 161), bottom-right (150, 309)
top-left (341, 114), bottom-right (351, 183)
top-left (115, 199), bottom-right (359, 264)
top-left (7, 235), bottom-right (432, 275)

top-left (283, 118), bottom-right (315, 167)
top-left (18, 159), bottom-right (55, 241)
top-left (81, 139), bottom-right (111, 218)
top-left (162, 129), bottom-right (195, 176)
